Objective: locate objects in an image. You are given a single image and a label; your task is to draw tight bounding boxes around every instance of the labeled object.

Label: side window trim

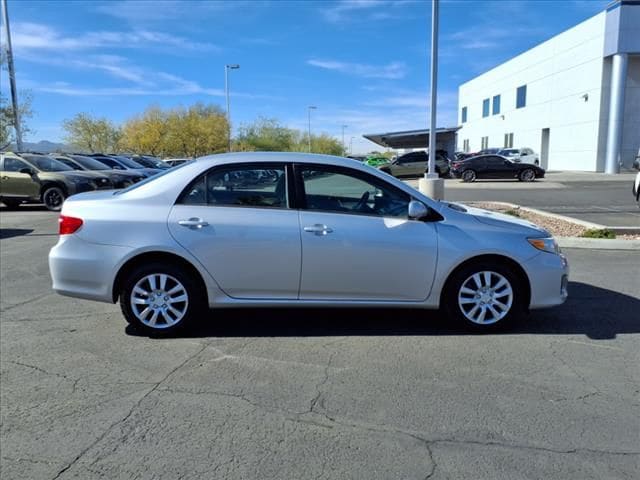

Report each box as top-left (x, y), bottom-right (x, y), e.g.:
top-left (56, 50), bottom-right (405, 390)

top-left (294, 163), bottom-right (411, 218)
top-left (175, 162), bottom-right (292, 210)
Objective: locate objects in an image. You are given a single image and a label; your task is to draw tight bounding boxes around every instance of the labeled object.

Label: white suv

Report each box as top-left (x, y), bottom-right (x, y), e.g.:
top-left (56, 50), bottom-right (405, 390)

top-left (498, 148), bottom-right (539, 165)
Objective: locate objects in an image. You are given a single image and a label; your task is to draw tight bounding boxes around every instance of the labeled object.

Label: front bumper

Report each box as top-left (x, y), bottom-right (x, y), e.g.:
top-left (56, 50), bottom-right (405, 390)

top-left (49, 234), bottom-right (132, 303)
top-left (525, 251), bottom-right (569, 309)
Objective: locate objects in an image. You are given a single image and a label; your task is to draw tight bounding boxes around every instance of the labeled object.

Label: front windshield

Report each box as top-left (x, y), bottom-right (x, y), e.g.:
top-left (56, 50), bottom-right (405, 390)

top-left (70, 155), bottom-right (112, 170)
top-left (21, 154), bottom-right (73, 172)
top-left (115, 161), bottom-right (193, 195)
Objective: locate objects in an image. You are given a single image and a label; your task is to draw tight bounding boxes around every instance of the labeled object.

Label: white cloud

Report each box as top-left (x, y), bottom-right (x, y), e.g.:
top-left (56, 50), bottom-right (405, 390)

top-left (10, 22), bottom-right (220, 53)
top-left (307, 59), bottom-right (408, 79)
top-left (321, 0), bottom-right (413, 24)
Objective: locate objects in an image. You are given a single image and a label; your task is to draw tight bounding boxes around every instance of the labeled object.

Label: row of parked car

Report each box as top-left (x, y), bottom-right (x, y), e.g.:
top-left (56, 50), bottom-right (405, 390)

top-left (363, 148), bottom-right (545, 183)
top-left (0, 152), bottom-right (184, 211)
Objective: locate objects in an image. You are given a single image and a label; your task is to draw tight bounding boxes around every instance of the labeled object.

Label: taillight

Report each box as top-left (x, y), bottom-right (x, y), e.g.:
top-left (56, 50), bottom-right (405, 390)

top-left (59, 215), bottom-right (83, 235)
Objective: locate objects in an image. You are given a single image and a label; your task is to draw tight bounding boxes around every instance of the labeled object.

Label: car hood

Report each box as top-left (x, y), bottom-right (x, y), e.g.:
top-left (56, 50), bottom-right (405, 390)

top-left (444, 202), bottom-right (550, 236)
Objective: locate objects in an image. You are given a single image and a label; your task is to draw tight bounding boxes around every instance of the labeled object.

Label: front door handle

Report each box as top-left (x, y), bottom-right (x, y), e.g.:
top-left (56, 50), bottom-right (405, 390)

top-left (178, 217), bottom-right (209, 229)
top-left (304, 224), bottom-right (333, 236)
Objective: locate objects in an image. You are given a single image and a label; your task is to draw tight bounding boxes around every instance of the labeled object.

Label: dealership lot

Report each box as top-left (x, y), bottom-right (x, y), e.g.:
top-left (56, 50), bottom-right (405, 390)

top-left (1, 209), bottom-right (638, 479)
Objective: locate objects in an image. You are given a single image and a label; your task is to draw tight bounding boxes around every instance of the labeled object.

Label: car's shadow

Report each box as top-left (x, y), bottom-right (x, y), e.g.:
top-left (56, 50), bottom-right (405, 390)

top-left (0, 228), bottom-right (34, 239)
top-left (126, 282), bottom-right (639, 340)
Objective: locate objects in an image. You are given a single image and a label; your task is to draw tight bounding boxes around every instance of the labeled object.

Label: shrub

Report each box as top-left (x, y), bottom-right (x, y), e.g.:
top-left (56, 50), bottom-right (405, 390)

top-left (581, 229), bottom-right (616, 239)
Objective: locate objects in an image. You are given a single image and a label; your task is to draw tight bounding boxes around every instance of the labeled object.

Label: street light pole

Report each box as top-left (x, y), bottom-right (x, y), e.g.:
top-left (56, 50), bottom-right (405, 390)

top-left (419, 0), bottom-right (444, 200)
top-left (225, 64), bottom-right (240, 152)
top-left (349, 136), bottom-right (354, 155)
top-left (1, 0), bottom-right (23, 151)
top-left (307, 106), bottom-right (316, 152)
top-left (341, 125), bottom-right (348, 156)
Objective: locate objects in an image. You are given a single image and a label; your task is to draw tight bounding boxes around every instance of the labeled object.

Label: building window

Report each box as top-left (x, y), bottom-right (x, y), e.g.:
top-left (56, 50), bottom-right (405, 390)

top-left (463, 139), bottom-right (469, 152)
top-left (492, 95), bottom-right (501, 115)
top-left (482, 99), bottom-right (490, 118)
top-left (481, 136), bottom-right (489, 150)
top-left (504, 133), bottom-right (514, 148)
top-left (516, 85), bottom-right (527, 108)
top-left (461, 106), bottom-right (467, 123)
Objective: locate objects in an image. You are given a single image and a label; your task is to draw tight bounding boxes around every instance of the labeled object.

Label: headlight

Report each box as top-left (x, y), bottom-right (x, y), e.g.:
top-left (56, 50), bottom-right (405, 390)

top-left (527, 237), bottom-right (560, 255)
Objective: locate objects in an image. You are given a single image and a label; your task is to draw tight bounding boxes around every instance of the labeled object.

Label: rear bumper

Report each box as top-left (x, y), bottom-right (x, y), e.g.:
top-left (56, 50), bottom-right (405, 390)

top-left (49, 234), bottom-right (132, 303)
top-left (525, 252), bottom-right (569, 309)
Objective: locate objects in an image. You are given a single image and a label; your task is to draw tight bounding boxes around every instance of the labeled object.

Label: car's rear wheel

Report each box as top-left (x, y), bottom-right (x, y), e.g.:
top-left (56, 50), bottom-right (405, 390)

top-left (119, 263), bottom-right (205, 335)
top-left (519, 168), bottom-right (536, 182)
top-left (443, 262), bottom-right (525, 332)
top-left (42, 186), bottom-right (66, 211)
top-left (461, 169), bottom-right (477, 182)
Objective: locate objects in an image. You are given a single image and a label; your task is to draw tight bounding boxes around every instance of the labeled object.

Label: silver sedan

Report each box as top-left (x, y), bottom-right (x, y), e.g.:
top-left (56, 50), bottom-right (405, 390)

top-left (49, 152), bottom-right (568, 335)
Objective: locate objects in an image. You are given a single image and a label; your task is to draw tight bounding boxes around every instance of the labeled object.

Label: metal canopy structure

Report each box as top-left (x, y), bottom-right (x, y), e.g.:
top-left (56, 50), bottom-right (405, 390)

top-left (363, 127), bottom-right (461, 149)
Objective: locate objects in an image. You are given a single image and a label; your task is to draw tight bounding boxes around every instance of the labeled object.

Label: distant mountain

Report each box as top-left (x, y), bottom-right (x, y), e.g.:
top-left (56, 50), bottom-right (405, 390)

top-left (6, 140), bottom-right (73, 153)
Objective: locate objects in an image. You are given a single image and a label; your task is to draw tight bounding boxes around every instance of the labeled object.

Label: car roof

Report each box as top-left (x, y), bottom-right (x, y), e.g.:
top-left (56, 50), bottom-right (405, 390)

top-left (196, 152), bottom-right (373, 169)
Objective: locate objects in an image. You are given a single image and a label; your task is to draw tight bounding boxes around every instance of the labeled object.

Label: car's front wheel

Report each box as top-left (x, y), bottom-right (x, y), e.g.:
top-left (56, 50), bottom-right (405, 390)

top-left (42, 186), bottom-right (66, 211)
top-left (119, 263), bottom-right (205, 335)
top-left (443, 262), bottom-right (525, 331)
top-left (461, 169), bottom-right (477, 182)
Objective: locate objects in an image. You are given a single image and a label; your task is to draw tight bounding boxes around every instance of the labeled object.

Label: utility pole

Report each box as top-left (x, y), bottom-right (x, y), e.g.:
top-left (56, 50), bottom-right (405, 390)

top-left (419, 0), bottom-right (444, 200)
top-left (349, 136), bottom-right (354, 155)
top-left (225, 64), bottom-right (239, 152)
top-left (307, 106), bottom-right (316, 152)
top-left (1, 0), bottom-right (23, 151)
top-left (341, 125), bottom-right (348, 156)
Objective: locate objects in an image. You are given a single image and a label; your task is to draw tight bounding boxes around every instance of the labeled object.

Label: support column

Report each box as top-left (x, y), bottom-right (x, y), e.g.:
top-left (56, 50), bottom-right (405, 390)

top-left (604, 53), bottom-right (628, 174)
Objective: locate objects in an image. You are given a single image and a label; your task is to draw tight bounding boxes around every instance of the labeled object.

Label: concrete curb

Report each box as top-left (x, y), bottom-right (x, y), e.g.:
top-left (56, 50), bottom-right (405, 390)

top-left (477, 201), bottom-right (606, 229)
top-left (557, 237), bottom-right (640, 250)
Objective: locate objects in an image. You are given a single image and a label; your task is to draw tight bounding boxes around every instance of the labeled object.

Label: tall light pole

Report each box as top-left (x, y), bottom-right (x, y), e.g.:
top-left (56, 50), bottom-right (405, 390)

top-left (225, 64), bottom-right (240, 152)
top-left (419, 0), bottom-right (444, 200)
top-left (1, 0), bottom-right (23, 151)
top-left (307, 106), bottom-right (317, 152)
top-left (349, 136), bottom-right (355, 155)
top-left (341, 125), bottom-right (348, 156)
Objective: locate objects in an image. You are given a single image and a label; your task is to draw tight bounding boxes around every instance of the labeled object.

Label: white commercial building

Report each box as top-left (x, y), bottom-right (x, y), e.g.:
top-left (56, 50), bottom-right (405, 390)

top-left (457, 0), bottom-right (640, 172)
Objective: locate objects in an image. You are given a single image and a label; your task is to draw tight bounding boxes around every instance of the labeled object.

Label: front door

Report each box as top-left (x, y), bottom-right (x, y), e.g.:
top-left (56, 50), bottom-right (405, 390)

top-left (167, 163), bottom-right (301, 299)
top-left (0, 156), bottom-right (40, 198)
top-left (297, 165), bottom-right (438, 301)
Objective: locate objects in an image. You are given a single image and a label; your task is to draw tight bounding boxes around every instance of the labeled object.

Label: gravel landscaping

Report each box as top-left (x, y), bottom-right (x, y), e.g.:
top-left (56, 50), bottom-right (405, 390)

top-left (467, 202), bottom-right (640, 240)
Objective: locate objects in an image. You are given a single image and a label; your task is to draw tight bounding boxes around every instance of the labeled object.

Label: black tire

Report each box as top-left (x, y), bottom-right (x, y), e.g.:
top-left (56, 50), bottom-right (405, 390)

top-left (443, 261), bottom-right (526, 332)
top-left (42, 186), bottom-right (66, 211)
top-left (519, 168), bottom-right (536, 182)
top-left (379, 168), bottom-right (391, 175)
top-left (461, 169), bottom-right (476, 183)
top-left (119, 262), bottom-right (206, 336)
top-left (2, 199), bottom-right (21, 209)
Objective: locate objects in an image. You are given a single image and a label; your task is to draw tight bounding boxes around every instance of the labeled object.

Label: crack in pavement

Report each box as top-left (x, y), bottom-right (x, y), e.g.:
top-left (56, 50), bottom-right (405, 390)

top-left (49, 342), bottom-right (210, 480)
top-left (1, 293), bottom-right (53, 313)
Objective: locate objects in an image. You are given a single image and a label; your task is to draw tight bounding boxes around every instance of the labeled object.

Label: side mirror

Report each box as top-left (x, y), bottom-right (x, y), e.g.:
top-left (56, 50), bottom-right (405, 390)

top-left (408, 200), bottom-right (428, 220)
top-left (19, 168), bottom-right (34, 175)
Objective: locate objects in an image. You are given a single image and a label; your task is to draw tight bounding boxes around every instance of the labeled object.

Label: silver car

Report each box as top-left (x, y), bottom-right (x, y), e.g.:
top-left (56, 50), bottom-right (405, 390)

top-left (49, 152), bottom-right (568, 335)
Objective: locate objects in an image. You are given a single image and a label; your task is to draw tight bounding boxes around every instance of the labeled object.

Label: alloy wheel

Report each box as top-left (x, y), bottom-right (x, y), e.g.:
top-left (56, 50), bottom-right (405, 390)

top-left (130, 273), bottom-right (189, 329)
top-left (457, 271), bottom-right (514, 325)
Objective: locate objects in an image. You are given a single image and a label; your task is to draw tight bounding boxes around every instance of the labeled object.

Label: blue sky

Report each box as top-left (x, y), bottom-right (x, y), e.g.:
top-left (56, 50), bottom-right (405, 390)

top-left (2, 0), bottom-right (604, 153)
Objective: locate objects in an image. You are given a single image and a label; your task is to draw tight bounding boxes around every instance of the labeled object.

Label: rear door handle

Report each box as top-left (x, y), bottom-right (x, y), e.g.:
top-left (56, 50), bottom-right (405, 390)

top-left (303, 224), bottom-right (333, 236)
top-left (178, 217), bottom-right (209, 229)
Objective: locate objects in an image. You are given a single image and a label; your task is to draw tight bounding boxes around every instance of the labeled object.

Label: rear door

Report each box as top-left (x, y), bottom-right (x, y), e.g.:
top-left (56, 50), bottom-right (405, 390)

top-left (168, 163), bottom-right (302, 299)
top-left (296, 164), bottom-right (438, 301)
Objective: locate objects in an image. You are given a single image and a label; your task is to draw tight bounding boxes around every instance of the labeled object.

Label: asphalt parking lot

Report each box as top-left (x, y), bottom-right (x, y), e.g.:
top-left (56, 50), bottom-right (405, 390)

top-left (1, 209), bottom-right (639, 480)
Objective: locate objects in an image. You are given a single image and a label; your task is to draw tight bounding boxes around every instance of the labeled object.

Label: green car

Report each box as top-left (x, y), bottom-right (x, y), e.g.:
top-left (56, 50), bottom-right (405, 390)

top-left (364, 156), bottom-right (391, 168)
top-left (0, 152), bottom-right (111, 211)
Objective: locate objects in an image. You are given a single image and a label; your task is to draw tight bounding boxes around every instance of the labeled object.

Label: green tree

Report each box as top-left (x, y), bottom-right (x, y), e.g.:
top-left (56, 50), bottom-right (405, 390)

top-left (235, 117), bottom-right (298, 151)
top-left (165, 103), bottom-right (228, 157)
top-left (120, 106), bottom-right (169, 156)
top-left (62, 113), bottom-right (121, 153)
